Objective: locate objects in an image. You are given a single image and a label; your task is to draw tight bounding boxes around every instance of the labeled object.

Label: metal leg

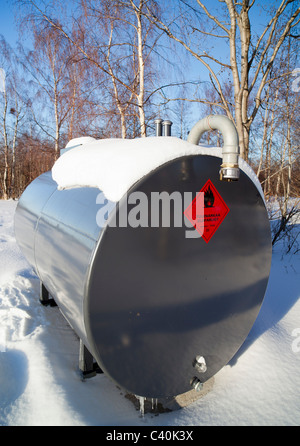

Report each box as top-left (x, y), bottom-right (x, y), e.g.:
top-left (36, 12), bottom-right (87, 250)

top-left (79, 340), bottom-right (98, 378)
top-left (39, 282), bottom-right (57, 306)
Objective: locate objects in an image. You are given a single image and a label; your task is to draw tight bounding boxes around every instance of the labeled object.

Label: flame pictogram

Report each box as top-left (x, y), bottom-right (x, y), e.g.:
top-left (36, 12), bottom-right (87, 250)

top-left (204, 185), bottom-right (214, 208)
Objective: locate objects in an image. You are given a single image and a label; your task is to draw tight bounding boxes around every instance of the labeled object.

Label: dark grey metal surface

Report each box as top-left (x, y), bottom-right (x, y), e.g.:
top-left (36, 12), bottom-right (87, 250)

top-left (15, 155), bottom-right (272, 399)
top-left (85, 156), bottom-right (271, 397)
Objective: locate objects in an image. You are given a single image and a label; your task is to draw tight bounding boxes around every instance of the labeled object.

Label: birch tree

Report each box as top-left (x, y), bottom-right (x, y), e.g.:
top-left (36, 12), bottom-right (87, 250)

top-left (144, 0), bottom-right (300, 160)
top-left (0, 38), bottom-right (26, 199)
top-left (251, 35), bottom-right (300, 248)
top-left (21, 21), bottom-right (78, 159)
top-left (22, 0), bottom-right (161, 138)
top-left (79, 0), bottom-right (161, 137)
top-left (254, 35), bottom-right (299, 203)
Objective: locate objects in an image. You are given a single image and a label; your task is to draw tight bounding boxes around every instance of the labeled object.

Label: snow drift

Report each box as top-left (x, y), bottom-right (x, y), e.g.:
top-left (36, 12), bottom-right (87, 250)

top-left (52, 137), bottom-right (263, 202)
top-left (0, 200), bottom-right (299, 425)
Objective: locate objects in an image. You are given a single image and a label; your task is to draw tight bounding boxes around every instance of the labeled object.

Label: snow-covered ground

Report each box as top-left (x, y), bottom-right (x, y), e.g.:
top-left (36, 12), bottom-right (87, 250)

top-left (0, 199), bottom-right (299, 426)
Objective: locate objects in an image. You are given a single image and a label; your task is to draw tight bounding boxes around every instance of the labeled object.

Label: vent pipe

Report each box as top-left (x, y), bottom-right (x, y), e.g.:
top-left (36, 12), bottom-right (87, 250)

top-left (162, 120), bottom-right (173, 137)
top-left (154, 119), bottom-right (163, 137)
top-left (187, 115), bottom-right (240, 181)
top-left (154, 119), bottom-right (173, 137)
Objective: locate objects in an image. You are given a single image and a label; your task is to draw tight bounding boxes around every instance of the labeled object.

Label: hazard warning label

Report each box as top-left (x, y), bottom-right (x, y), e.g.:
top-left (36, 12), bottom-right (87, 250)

top-left (184, 179), bottom-right (229, 243)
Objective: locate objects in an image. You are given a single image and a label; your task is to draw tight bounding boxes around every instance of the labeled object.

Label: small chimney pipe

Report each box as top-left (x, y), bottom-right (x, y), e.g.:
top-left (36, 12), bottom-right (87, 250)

top-left (154, 119), bottom-right (163, 137)
top-left (162, 120), bottom-right (172, 137)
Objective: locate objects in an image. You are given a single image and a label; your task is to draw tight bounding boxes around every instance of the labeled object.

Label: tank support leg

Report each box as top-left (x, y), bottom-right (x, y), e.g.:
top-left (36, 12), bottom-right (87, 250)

top-left (39, 282), bottom-right (57, 307)
top-left (79, 340), bottom-right (98, 379)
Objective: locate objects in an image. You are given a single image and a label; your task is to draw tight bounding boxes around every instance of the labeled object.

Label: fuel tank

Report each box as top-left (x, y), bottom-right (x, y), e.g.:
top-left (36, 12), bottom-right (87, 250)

top-left (14, 120), bottom-right (272, 399)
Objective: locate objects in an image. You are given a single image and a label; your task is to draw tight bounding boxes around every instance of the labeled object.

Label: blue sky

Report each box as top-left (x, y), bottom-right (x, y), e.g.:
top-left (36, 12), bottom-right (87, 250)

top-left (0, 0), bottom-right (286, 53)
top-left (0, 0), bottom-right (19, 46)
top-left (0, 0), bottom-right (297, 134)
top-left (0, 0), bottom-right (279, 49)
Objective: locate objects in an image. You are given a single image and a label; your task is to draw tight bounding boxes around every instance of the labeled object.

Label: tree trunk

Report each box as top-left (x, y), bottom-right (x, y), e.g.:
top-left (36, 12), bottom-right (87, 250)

top-left (136, 1), bottom-right (147, 137)
top-left (11, 95), bottom-right (20, 197)
top-left (54, 74), bottom-right (60, 160)
top-left (2, 87), bottom-right (9, 199)
top-left (107, 24), bottom-right (127, 139)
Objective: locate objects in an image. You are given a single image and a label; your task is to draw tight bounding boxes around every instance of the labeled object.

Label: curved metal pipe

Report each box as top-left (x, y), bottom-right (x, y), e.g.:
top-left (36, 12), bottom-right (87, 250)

top-left (187, 115), bottom-right (240, 181)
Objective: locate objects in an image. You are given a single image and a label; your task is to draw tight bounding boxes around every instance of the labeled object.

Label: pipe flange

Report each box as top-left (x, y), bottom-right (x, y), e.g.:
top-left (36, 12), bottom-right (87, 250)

top-left (220, 164), bottom-right (240, 182)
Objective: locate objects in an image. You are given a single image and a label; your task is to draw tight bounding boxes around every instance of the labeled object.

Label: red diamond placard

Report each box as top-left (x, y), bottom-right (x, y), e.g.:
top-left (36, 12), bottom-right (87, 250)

top-left (184, 179), bottom-right (229, 243)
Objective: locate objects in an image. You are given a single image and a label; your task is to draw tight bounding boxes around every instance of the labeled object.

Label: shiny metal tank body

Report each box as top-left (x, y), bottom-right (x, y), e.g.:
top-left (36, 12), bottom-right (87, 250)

top-left (14, 171), bottom-right (106, 354)
top-left (14, 155), bottom-right (272, 399)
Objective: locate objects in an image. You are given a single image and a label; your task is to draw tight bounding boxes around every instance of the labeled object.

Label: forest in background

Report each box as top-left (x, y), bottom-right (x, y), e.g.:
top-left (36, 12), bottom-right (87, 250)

top-left (0, 0), bottom-right (299, 244)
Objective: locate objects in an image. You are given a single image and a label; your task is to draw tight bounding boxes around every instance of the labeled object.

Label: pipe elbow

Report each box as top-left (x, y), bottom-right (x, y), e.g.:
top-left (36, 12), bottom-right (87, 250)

top-left (187, 115), bottom-right (240, 182)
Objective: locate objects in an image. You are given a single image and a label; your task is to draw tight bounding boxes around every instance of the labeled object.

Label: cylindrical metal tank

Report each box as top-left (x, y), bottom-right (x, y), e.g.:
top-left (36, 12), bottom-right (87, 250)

top-left (14, 116), bottom-right (272, 399)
